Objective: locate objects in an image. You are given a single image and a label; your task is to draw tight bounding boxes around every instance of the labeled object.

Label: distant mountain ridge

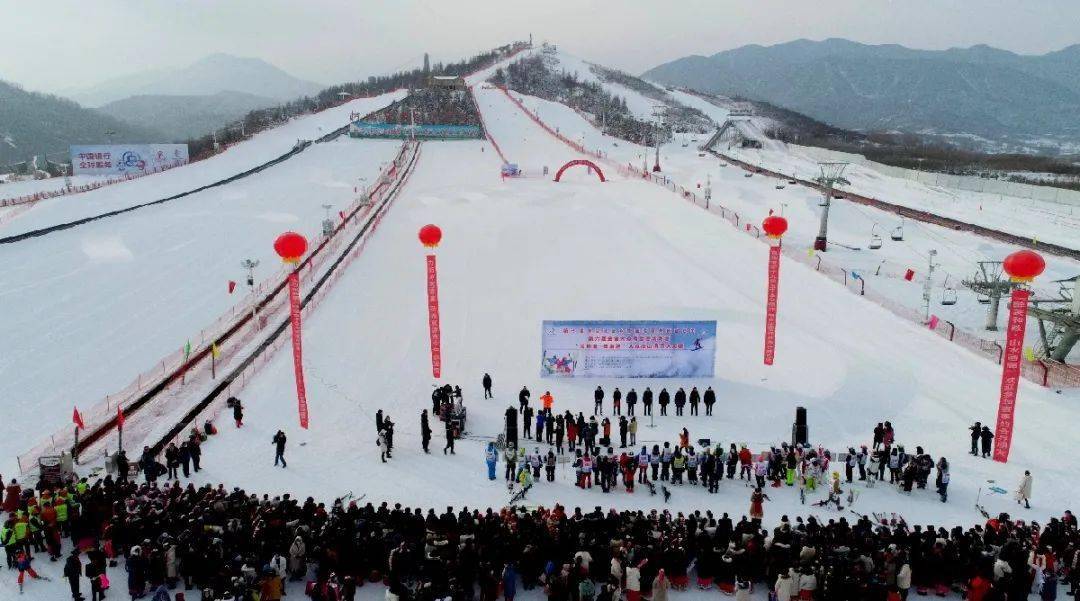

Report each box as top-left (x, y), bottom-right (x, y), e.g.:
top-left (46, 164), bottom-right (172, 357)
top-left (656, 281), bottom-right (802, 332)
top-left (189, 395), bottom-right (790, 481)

top-left (66, 53), bottom-right (324, 107)
top-left (0, 80), bottom-right (166, 165)
top-left (643, 39), bottom-right (1080, 151)
top-left (95, 90), bottom-right (278, 141)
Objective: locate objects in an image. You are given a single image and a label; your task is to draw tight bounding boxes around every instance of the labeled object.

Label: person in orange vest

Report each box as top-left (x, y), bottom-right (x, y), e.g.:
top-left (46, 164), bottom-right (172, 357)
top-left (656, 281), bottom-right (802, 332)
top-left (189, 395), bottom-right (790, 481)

top-left (541, 391), bottom-right (553, 411)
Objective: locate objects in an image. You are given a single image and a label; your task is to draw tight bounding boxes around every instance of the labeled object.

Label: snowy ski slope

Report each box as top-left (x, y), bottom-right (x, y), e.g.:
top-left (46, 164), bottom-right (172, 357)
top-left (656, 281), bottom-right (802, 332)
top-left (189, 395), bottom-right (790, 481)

top-left (159, 85), bottom-right (1080, 535)
top-left (0, 137), bottom-right (403, 473)
top-left (0, 90), bottom-right (405, 235)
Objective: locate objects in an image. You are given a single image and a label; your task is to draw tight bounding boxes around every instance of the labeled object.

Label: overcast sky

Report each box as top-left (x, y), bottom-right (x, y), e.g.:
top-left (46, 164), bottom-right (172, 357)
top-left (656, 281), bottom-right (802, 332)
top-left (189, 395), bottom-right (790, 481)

top-left (3, 0), bottom-right (1079, 95)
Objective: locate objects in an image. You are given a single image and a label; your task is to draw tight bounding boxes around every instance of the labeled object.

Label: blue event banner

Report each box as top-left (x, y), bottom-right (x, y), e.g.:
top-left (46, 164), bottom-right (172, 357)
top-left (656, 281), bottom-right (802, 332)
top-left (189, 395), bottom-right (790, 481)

top-left (541, 320), bottom-right (717, 378)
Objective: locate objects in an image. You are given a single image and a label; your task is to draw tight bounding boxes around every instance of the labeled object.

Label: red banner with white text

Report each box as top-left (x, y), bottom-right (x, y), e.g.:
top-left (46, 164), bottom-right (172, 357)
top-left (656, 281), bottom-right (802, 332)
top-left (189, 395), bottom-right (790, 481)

top-left (288, 271), bottom-right (309, 429)
top-left (426, 255), bottom-right (442, 378)
top-left (993, 288), bottom-right (1029, 462)
top-left (764, 245), bottom-right (781, 365)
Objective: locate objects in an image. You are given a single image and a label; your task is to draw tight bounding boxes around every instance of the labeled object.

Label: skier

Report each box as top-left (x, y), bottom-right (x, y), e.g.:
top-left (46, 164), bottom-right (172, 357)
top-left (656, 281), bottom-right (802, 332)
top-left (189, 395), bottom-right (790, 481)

top-left (626, 388), bottom-right (637, 416)
top-left (420, 411), bottom-right (432, 453)
top-left (658, 388), bottom-right (670, 416)
top-left (272, 430), bottom-right (287, 468)
top-left (845, 448), bottom-right (856, 483)
top-left (980, 426), bottom-right (994, 458)
top-left (16, 548), bottom-right (47, 593)
top-left (688, 387), bottom-right (700, 416)
top-left (642, 387), bottom-right (653, 416)
top-left (594, 386), bottom-right (604, 415)
top-left (443, 419), bottom-right (455, 455)
top-left (504, 444), bottom-right (518, 482)
top-left (969, 421), bottom-right (982, 455)
top-left (485, 442), bottom-right (498, 480)
top-left (482, 373), bottom-right (493, 399)
top-left (518, 386), bottom-right (530, 411)
top-left (703, 386), bottom-right (715, 416)
top-left (1016, 470), bottom-right (1033, 509)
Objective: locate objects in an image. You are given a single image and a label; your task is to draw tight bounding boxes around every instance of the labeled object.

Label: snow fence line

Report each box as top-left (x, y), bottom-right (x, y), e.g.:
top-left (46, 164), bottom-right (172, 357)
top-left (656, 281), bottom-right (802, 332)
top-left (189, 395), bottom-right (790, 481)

top-left (144, 141), bottom-right (423, 460)
top-left (15, 141), bottom-right (418, 474)
top-left (492, 85), bottom-right (1080, 389)
top-left (0, 162), bottom-right (187, 208)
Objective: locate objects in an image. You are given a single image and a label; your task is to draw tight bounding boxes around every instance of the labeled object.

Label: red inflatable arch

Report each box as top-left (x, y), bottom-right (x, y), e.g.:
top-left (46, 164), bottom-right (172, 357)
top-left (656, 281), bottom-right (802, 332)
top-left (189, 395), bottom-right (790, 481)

top-left (554, 159), bottom-right (605, 182)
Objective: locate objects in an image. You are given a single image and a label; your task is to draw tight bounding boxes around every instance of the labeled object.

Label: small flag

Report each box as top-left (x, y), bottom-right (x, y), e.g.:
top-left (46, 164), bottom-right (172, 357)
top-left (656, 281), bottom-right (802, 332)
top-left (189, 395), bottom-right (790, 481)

top-left (228, 280), bottom-right (236, 294)
top-left (927, 315), bottom-right (940, 330)
top-left (807, 248), bottom-right (815, 257)
top-left (1032, 236), bottom-right (1038, 246)
top-left (339, 210), bottom-right (346, 221)
top-left (211, 343), bottom-right (221, 359)
top-left (117, 405), bottom-right (125, 429)
top-left (904, 269), bottom-right (915, 281)
top-left (1023, 347), bottom-right (1036, 361)
top-left (851, 271), bottom-right (862, 280)
top-left (72, 407), bottom-right (85, 430)
top-left (184, 340), bottom-right (192, 361)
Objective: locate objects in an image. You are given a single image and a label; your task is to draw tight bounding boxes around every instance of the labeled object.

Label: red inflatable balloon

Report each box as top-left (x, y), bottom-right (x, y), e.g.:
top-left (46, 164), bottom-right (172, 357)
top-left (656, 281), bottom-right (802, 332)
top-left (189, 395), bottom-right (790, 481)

top-left (1003, 249), bottom-right (1045, 282)
top-left (419, 224), bottom-right (442, 248)
top-left (274, 232), bottom-right (308, 264)
top-left (762, 215), bottom-right (788, 238)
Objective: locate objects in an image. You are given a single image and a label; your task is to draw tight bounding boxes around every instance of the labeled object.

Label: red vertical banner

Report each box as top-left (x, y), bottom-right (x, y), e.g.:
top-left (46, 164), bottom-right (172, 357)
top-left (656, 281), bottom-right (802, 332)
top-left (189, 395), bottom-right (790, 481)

top-left (764, 244), bottom-right (781, 365)
top-left (288, 271), bottom-right (309, 429)
top-left (426, 254), bottom-right (442, 378)
top-left (993, 288), bottom-right (1029, 462)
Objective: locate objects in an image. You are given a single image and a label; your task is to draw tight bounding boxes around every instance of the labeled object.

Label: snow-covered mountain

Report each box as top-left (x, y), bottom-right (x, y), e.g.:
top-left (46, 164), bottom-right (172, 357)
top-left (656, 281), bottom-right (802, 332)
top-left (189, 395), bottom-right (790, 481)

top-left (65, 53), bottom-right (324, 107)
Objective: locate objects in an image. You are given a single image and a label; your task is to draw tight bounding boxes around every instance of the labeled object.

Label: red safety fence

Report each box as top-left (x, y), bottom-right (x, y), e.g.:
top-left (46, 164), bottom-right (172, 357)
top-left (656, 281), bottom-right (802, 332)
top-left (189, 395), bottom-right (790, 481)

top-left (16, 141), bottom-right (419, 472)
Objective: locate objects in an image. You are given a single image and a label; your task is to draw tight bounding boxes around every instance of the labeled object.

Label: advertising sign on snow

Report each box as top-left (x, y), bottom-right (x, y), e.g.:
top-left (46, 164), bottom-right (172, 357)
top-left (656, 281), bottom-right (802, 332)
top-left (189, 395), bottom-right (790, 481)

top-left (70, 144), bottom-right (189, 176)
top-left (541, 320), bottom-right (717, 378)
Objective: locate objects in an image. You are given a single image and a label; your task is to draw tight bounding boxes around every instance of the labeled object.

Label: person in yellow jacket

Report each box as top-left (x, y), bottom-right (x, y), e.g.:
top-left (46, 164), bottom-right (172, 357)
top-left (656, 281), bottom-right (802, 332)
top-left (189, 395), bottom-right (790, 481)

top-left (1, 516), bottom-right (17, 568)
top-left (55, 496), bottom-right (70, 537)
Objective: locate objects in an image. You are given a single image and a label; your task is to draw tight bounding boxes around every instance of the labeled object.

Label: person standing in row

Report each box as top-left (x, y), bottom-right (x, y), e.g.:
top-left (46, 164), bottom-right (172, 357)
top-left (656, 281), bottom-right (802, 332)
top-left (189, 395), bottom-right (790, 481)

top-left (594, 386), bottom-right (604, 415)
top-left (688, 387), bottom-right (700, 416)
top-left (483, 373), bottom-right (493, 399)
top-left (626, 388), bottom-right (638, 416)
top-left (421, 411), bottom-right (432, 454)
top-left (518, 386), bottom-right (530, 411)
top-left (658, 389), bottom-right (670, 416)
top-left (642, 387), bottom-right (653, 416)
top-left (703, 386), bottom-right (716, 416)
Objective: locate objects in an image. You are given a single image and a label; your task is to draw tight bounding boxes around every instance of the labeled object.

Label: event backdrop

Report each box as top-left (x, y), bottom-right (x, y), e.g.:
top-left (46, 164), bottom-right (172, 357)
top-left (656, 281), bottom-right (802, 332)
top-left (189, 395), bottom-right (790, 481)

top-left (541, 320), bottom-right (717, 378)
top-left (70, 144), bottom-right (189, 176)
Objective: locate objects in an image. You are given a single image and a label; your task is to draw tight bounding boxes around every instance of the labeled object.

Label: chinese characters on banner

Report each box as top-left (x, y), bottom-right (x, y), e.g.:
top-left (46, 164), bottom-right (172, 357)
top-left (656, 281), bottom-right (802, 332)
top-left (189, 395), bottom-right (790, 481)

top-left (287, 272), bottom-right (309, 429)
top-left (426, 255), bottom-right (442, 378)
top-left (541, 320), bottom-right (717, 378)
top-left (69, 144), bottom-right (189, 175)
top-left (764, 245), bottom-right (781, 365)
top-left (993, 288), bottom-right (1029, 462)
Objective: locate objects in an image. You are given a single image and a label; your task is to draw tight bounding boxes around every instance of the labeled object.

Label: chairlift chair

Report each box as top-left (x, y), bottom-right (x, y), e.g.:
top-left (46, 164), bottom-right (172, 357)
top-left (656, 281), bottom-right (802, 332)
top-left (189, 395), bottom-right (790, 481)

top-left (775, 183), bottom-right (786, 190)
top-left (891, 219), bottom-right (905, 241)
top-left (744, 172), bottom-right (753, 178)
top-left (868, 224), bottom-right (883, 250)
top-left (977, 293), bottom-right (991, 304)
top-left (941, 286), bottom-right (958, 306)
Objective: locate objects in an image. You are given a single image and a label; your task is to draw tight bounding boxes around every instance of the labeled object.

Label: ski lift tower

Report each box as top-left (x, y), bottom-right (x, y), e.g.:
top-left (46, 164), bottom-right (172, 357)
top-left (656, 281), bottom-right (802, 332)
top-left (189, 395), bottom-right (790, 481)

top-left (962, 261), bottom-right (1012, 331)
top-left (1029, 275), bottom-right (1080, 362)
top-left (813, 162), bottom-right (848, 251)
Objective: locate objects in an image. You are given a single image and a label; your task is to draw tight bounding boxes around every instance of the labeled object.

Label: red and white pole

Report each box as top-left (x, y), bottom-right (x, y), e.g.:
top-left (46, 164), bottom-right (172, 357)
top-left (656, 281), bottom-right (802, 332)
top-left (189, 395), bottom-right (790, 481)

top-left (762, 215), bottom-right (788, 366)
top-left (419, 225), bottom-right (444, 378)
top-left (274, 232), bottom-right (310, 429)
top-left (993, 249), bottom-right (1045, 463)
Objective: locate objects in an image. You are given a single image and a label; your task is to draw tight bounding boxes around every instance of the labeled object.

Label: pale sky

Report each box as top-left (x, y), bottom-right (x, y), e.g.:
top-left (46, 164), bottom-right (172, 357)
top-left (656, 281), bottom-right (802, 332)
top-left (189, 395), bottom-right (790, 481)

top-left (3, 0), bottom-right (1079, 95)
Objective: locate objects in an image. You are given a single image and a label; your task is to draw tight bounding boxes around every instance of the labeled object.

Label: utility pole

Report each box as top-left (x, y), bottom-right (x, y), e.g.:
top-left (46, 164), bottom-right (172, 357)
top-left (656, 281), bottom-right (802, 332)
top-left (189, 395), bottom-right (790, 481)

top-left (922, 250), bottom-right (938, 323)
top-left (813, 162), bottom-right (849, 251)
top-left (241, 259), bottom-right (260, 328)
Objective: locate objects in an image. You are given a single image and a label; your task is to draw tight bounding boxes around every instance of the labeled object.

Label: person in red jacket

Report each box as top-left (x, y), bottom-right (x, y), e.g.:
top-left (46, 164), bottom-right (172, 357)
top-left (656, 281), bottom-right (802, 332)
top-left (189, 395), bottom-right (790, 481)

top-left (738, 446), bottom-right (753, 480)
top-left (2, 479), bottom-right (21, 513)
top-left (967, 573), bottom-right (992, 601)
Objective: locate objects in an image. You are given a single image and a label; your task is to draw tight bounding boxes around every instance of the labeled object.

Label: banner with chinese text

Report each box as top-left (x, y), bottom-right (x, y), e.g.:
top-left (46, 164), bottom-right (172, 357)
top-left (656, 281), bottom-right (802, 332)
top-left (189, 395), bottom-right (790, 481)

top-left (541, 320), bottom-right (717, 378)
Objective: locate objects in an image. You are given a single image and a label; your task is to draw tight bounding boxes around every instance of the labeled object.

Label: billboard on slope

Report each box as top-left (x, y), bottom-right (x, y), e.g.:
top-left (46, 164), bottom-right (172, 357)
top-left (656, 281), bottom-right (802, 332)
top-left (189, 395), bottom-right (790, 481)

top-left (70, 144), bottom-right (189, 176)
top-left (541, 320), bottom-right (716, 378)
